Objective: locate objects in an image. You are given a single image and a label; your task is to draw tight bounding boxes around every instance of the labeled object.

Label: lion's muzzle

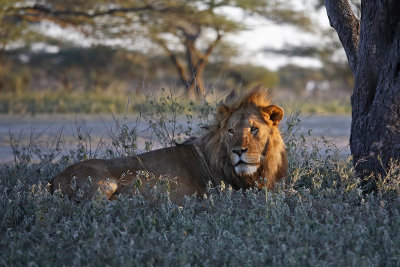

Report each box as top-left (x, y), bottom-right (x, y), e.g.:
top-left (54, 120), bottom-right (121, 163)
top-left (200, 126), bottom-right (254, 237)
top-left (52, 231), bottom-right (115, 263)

top-left (230, 149), bottom-right (260, 175)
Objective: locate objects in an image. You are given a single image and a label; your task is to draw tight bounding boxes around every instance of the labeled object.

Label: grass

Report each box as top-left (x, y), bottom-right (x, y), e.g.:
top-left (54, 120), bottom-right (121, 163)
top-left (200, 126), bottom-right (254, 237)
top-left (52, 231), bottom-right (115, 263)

top-left (1, 94), bottom-right (399, 266)
top-left (0, 89), bottom-right (352, 115)
top-left (299, 99), bottom-right (351, 115)
top-left (0, 87), bottom-right (220, 116)
top-left (279, 99), bottom-right (352, 115)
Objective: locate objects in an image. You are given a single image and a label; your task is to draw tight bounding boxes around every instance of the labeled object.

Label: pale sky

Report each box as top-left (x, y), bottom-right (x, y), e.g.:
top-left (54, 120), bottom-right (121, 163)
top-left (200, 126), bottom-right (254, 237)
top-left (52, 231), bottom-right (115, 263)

top-left (227, 22), bottom-right (323, 70)
top-left (221, 5), bottom-right (332, 70)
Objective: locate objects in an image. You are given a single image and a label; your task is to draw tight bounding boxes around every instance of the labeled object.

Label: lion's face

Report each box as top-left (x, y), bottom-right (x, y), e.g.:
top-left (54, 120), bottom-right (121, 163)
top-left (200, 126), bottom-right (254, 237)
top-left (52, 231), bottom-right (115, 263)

top-left (198, 87), bottom-right (287, 190)
top-left (222, 104), bottom-right (284, 177)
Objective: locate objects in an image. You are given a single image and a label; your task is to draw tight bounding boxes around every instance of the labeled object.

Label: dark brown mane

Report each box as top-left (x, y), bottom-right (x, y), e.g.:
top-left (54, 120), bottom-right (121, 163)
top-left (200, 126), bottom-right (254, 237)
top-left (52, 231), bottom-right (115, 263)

top-left (188, 86), bottom-right (287, 189)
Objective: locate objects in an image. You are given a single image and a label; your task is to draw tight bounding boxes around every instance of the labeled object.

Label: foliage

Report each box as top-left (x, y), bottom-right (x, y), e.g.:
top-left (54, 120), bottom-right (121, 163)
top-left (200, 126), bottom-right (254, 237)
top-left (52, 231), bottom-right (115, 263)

top-left (0, 1), bottom-right (353, 100)
top-left (263, 1), bottom-right (361, 93)
top-left (142, 88), bottom-right (194, 147)
top-left (212, 63), bottom-right (280, 90)
top-left (0, 46), bottom-right (173, 94)
top-left (1, 94), bottom-right (400, 266)
top-left (0, 47), bottom-right (351, 116)
top-left (282, 99), bottom-right (351, 115)
top-left (278, 64), bottom-right (353, 94)
top-left (0, 89), bottom-right (351, 115)
top-left (0, 46), bottom-right (285, 97)
top-left (0, 90), bottom-right (134, 114)
top-left (1, 0), bottom-right (312, 96)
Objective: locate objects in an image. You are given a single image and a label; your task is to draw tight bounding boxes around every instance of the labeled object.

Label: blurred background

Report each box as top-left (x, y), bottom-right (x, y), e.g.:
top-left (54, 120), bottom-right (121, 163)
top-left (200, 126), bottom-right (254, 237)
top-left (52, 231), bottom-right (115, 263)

top-left (0, 0), bottom-right (361, 162)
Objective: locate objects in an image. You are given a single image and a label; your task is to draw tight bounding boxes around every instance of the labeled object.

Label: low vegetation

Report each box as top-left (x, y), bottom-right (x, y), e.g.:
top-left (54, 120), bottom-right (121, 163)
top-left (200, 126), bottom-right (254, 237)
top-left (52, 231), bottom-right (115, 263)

top-left (0, 89), bottom-right (352, 115)
top-left (1, 46), bottom-right (352, 116)
top-left (0, 94), bottom-right (399, 266)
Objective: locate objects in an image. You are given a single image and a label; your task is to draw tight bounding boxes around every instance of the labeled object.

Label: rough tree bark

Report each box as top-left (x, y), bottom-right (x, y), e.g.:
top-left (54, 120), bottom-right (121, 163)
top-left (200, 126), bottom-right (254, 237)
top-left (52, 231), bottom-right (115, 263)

top-left (185, 32), bottom-right (222, 98)
top-left (325, 0), bottom-right (400, 182)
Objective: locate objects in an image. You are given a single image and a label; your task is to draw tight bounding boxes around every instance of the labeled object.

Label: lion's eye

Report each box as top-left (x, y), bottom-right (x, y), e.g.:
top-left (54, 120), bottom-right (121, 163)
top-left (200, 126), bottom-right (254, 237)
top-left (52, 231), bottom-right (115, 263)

top-left (228, 128), bottom-right (235, 135)
top-left (250, 126), bottom-right (258, 133)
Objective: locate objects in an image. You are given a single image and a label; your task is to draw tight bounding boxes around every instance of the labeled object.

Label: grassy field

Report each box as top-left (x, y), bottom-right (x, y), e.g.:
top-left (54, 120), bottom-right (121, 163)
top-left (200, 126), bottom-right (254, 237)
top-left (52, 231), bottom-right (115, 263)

top-left (0, 90), bottom-right (145, 114)
top-left (0, 89), bottom-right (352, 115)
top-left (1, 98), bottom-right (399, 266)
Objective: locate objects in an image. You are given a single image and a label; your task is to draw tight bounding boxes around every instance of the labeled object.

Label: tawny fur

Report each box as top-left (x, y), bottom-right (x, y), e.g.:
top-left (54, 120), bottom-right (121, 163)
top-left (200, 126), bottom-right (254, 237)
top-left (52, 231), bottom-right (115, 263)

top-left (191, 86), bottom-right (288, 190)
top-left (51, 86), bottom-right (288, 203)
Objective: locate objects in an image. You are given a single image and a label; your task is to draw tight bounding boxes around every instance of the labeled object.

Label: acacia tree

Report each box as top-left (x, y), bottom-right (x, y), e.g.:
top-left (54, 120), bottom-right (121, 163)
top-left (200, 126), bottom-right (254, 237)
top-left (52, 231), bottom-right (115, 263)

top-left (2, 0), bottom-right (310, 98)
top-left (141, 3), bottom-right (233, 98)
top-left (325, 0), bottom-right (400, 182)
top-left (145, 1), bottom-right (311, 97)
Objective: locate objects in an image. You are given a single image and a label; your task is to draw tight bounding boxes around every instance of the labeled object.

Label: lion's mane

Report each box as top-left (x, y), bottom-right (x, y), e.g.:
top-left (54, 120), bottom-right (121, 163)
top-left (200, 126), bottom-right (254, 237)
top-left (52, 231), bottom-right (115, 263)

top-left (189, 86), bottom-right (288, 189)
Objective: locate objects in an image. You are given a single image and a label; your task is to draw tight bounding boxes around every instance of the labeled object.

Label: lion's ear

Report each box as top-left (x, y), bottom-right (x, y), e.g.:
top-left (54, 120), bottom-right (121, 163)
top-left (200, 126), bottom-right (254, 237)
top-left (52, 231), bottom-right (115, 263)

top-left (217, 104), bottom-right (230, 122)
top-left (261, 105), bottom-right (284, 126)
top-left (225, 89), bottom-right (238, 103)
top-left (217, 90), bottom-right (236, 123)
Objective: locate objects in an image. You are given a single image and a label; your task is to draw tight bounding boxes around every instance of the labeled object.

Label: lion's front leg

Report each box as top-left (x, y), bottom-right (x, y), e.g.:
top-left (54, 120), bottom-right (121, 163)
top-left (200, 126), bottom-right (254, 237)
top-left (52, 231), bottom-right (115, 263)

top-left (51, 159), bottom-right (122, 201)
top-left (94, 178), bottom-right (119, 200)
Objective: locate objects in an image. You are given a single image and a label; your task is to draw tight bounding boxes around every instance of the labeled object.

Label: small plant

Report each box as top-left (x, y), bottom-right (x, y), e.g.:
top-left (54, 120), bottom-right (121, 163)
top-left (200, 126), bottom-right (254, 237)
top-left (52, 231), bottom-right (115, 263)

top-left (106, 115), bottom-right (139, 157)
top-left (142, 88), bottom-right (192, 147)
top-left (141, 88), bottom-right (215, 147)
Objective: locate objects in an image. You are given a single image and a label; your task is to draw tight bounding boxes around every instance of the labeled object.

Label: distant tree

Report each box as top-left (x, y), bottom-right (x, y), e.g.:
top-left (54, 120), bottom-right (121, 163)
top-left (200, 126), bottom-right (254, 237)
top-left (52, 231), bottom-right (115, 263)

top-left (325, 0), bottom-right (400, 185)
top-left (1, 0), bottom-right (310, 98)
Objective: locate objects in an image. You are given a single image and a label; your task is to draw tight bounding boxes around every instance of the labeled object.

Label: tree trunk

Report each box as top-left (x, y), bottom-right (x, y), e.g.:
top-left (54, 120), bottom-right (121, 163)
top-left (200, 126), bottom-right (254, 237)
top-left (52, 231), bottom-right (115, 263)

top-left (169, 53), bottom-right (188, 87)
top-left (186, 64), bottom-right (206, 98)
top-left (325, 0), bottom-right (400, 183)
top-left (185, 40), bottom-right (205, 98)
top-left (184, 32), bottom-right (222, 99)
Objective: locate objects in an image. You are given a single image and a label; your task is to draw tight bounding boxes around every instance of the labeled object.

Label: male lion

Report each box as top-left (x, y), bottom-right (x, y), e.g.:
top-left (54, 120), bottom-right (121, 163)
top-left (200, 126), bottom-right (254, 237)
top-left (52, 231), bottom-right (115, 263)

top-left (51, 87), bottom-right (288, 202)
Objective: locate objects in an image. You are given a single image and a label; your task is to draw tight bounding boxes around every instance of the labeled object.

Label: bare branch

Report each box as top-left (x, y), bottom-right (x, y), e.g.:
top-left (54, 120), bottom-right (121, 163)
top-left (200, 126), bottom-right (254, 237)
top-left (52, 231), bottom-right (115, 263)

top-left (187, 32), bottom-right (222, 90)
top-left (325, 0), bottom-right (360, 73)
top-left (203, 31), bottom-right (222, 59)
top-left (155, 38), bottom-right (189, 85)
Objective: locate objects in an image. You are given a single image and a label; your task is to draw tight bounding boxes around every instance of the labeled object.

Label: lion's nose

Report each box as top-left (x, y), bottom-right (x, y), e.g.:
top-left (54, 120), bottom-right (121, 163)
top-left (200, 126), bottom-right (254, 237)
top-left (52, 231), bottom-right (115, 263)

top-left (232, 147), bottom-right (248, 156)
